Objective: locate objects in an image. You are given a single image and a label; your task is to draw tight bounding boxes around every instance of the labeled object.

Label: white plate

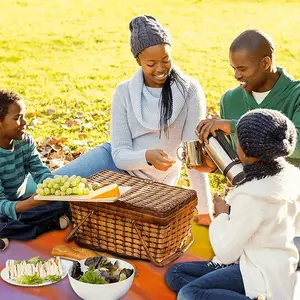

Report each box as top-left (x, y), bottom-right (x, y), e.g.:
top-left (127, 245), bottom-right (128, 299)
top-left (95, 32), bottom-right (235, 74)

top-left (0, 259), bottom-right (73, 287)
top-left (34, 186), bottom-right (131, 203)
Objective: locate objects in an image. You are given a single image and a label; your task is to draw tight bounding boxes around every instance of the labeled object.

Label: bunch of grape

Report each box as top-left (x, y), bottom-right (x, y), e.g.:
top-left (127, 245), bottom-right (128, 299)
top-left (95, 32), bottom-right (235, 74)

top-left (36, 175), bottom-right (92, 196)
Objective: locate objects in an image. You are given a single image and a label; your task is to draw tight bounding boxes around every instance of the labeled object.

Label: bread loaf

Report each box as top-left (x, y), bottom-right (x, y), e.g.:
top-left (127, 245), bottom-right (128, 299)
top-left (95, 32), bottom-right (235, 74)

top-left (51, 245), bottom-right (98, 260)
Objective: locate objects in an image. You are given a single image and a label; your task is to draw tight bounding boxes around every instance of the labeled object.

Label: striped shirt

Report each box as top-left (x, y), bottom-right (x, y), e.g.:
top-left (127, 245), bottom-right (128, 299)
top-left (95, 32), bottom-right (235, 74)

top-left (0, 133), bottom-right (52, 220)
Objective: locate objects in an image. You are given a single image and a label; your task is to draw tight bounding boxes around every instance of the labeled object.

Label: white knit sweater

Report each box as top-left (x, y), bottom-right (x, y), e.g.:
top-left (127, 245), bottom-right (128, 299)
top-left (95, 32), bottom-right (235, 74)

top-left (110, 67), bottom-right (212, 213)
top-left (210, 163), bottom-right (300, 300)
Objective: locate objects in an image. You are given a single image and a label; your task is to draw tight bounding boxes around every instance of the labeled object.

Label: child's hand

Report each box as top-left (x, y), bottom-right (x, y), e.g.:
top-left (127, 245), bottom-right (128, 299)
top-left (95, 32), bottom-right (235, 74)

top-left (16, 195), bottom-right (51, 213)
top-left (213, 194), bottom-right (230, 217)
top-left (27, 195), bottom-right (52, 208)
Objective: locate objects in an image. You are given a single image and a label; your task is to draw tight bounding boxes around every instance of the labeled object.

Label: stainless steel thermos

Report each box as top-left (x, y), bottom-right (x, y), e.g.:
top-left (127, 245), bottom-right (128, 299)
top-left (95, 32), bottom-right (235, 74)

top-left (204, 130), bottom-right (245, 185)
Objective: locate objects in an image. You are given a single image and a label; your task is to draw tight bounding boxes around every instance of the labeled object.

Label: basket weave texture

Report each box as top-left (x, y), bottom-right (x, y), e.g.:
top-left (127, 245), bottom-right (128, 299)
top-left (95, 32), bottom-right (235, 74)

top-left (70, 170), bottom-right (197, 264)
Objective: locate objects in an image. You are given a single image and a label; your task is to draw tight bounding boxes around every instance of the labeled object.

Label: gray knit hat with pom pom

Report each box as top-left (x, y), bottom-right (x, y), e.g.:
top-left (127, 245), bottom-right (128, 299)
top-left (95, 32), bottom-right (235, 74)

top-left (237, 109), bottom-right (297, 160)
top-left (129, 15), bottom-right (171, 58)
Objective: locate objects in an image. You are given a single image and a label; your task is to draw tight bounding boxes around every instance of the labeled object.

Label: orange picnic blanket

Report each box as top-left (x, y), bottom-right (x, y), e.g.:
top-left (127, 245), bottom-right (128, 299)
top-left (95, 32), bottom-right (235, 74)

top-left (0, 225), bottom-right (213, 300)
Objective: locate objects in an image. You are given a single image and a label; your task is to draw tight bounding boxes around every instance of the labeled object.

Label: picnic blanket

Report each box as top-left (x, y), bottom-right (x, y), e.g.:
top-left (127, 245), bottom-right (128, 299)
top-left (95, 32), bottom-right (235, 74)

top-left (0, 224), bottom-right (299, 299)
top-left (0, 224), bottom-right (213, 300)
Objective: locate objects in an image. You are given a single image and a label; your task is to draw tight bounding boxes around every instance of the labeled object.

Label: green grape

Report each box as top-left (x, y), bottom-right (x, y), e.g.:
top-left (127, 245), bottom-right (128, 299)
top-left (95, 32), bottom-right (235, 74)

top-left (71, 180), bottom-right (78, 187)
top-left (70, 175), bottom-right (77, 181)
top-left (39, 175), bottom-right (93, 196)
top-left (43, 178), bottom-right (51, 185)
top-left (64, 182), bottom-right (70, 188)
top-left (53, 183), bottom-right (60, 189)
top-left (66, 188), bottom-right (73, 195)
top-left (77, 188), bottom-right (84, 195)
top-left (54, 175), bottom-right (62, 183)
top-left (92, 183), bottom-right (100, 191)
top-left (78, 182), bottom-right (85, 190)
top-left (36, 188), bottom-right (44, 195)
top-left (81, 178), bottom-right (88, 185)
top-left (62, 175), bottom-right (68, 183)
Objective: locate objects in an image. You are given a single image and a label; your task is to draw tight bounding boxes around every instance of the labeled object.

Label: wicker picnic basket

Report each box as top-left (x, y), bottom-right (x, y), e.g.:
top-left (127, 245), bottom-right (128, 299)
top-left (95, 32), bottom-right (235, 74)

top-left (66, 170), bottom-right (197, 267)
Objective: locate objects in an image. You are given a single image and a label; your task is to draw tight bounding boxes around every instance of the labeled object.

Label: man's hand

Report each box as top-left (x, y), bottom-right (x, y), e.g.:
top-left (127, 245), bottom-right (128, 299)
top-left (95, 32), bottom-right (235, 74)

top-left (196, 118), bottom-right (231, 144)
top-left (146, 149), bottom-right (176, 171)
top-left (213, 194), bottom-right (230, 217)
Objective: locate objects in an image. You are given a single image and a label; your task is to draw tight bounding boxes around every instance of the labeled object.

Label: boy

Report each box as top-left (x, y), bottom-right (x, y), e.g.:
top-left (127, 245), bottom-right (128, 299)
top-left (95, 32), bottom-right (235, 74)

top-left (0, 90), bottom-right (70, 245)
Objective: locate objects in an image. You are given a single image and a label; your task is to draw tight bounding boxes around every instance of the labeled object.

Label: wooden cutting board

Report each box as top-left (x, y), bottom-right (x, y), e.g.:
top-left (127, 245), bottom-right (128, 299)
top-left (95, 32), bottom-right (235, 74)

top-left (34, 186), bottom-right (131, 203)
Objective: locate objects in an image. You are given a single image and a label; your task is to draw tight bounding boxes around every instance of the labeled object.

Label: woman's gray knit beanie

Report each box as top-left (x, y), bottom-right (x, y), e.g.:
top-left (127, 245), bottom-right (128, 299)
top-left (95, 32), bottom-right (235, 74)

top-left (129, 15), bottom-right (171, 58)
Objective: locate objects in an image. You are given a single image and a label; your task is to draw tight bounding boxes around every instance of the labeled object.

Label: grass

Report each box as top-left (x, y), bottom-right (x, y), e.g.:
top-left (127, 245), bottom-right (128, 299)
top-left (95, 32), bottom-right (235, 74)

top-left (1, 0), bottom-right (300, 192)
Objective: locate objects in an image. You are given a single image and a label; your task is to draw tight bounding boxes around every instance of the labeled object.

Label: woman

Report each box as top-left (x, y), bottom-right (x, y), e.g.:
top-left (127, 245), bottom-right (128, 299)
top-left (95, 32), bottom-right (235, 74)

top-left (54, 15), bottom-right (212, 225)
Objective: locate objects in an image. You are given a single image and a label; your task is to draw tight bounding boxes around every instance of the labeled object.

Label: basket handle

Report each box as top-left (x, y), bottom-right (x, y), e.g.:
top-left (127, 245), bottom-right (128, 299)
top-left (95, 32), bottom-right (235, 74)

top-left (65, 210), bottom-right (94, 242)
top-left (132, 221), bottom-right (194, 267)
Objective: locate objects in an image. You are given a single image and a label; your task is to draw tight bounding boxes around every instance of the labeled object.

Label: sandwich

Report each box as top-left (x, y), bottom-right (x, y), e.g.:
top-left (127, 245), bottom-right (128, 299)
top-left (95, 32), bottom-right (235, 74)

top-left (6, 256), bottom-right (63, 284)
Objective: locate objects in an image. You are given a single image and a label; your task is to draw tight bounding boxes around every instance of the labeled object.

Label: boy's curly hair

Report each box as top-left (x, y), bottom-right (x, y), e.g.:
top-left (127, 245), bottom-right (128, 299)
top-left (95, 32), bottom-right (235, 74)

top-left (0, 90), bottom-right (22, 121)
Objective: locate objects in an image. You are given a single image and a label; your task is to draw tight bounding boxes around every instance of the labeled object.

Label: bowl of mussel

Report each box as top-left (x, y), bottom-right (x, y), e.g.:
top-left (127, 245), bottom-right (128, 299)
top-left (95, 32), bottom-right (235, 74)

top-left (68, 256), bottom-right (135, 300)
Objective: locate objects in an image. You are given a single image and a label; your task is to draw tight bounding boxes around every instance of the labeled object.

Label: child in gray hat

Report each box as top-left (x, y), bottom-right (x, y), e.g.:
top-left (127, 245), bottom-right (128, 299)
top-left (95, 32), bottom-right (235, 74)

top-left (167, 108), bottom-right (300, 300)
top-left (52, 15), bottom-right (213, 225)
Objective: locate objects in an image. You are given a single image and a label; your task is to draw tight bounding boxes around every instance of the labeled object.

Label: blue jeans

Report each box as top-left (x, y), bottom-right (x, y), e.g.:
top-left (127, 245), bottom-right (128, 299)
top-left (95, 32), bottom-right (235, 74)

top-left (0, 201), bottom-right (70, 240)
top-left (54, 142), bottom-right (126, 177)
top-left (0, 166), bottom-right (70, 240)
top-left (26, 142), bottom-right (126, 193)
top-left (166, 261), bottom-right (252, 300)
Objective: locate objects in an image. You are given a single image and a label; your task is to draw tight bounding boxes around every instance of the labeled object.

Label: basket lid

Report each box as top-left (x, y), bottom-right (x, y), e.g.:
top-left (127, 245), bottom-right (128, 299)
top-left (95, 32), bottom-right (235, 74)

top-left (88, 170), bottom-right (197, 218)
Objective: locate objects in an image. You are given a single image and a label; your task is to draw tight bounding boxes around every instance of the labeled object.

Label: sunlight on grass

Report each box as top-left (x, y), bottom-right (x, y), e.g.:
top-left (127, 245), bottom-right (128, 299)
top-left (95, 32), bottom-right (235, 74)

top-left (1, 0), bottom-right (299, 189)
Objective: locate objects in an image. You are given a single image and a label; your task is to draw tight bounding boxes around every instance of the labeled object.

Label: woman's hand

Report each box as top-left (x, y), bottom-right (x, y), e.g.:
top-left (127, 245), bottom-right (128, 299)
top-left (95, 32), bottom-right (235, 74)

top-left (15, 194), bottom-right (51, 213)
top-left (146, 149), bottom-right (176, 171)
top-left (196, 118), bottom-right (231, 144)
top-left (213, 194), bottom-right (230, 217)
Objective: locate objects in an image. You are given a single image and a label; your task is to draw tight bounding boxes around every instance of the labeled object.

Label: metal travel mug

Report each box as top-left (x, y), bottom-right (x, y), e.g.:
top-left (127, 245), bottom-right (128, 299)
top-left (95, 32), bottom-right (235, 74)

top-left (177, 140), bottom-right (203, 168)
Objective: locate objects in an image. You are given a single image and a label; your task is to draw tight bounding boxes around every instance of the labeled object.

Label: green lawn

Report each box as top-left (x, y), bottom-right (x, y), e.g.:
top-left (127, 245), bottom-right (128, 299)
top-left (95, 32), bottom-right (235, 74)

top-left (1, 0), bottom-right (300, 190)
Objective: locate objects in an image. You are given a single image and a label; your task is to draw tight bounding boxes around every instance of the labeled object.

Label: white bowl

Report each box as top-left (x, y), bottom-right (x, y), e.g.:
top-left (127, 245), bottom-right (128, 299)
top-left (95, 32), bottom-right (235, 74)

top-left (68, 257), bottom-right (135, 300)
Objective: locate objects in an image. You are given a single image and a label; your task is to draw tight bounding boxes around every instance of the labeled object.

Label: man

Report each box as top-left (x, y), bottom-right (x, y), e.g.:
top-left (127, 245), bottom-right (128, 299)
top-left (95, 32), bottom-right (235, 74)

top-left (196, 29), bottom-right (300, 265)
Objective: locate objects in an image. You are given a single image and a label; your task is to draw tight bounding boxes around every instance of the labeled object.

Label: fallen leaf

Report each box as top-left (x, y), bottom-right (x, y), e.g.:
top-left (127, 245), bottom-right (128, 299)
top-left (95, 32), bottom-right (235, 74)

top-left (72, 140), bottom-right (89, 146)
top-left (82, 122), bottom-right (93, 130)
top-left (27, 112), bottom-right (41, 118)
top-left (61, 124), bottom-right (70, 130)
top-left (49, 159), bottom-right (65, 170)
top-left (79, 133), bottom-right (88, 139)
top-left (47, 108), bottom-right (55, 115)
top-left (29, 117), bottom-right (39, 128)
top-left (74, 112), bottom-right (84, 118)
top-left (65, 119), bottom-right (75, 127)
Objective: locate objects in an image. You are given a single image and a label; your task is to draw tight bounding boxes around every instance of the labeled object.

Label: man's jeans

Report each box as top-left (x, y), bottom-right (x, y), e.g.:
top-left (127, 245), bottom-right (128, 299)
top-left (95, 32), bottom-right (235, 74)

top-left (166, 261), bottom-right (252, 300)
